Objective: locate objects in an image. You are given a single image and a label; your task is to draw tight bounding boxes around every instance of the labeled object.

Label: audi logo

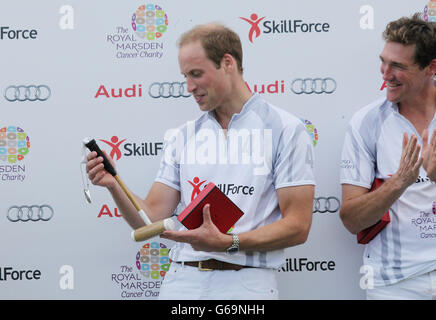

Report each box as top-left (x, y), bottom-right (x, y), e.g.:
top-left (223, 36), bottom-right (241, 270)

top-left (313, 197), bottom-right (340, 213)
top-left (291, 78), bottom-right (336, 94)
top-left (7, 205), bottom-right (54, 222)
top-left (149, 82), bottom-right (191, 98)
top-left (4, 85), bottom-right (51, 102)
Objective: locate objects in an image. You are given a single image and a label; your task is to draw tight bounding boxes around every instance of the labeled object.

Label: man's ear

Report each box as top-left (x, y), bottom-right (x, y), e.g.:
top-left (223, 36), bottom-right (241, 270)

top-left (427, 58), bottom-right (436, 77)
top-left (221, 53), bottom-right (235, 73)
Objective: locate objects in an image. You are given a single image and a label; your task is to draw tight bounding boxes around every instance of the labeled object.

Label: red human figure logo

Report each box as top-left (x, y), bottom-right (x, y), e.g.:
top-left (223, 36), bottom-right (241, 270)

top-left (188, 177), bottom-right (207, 201)
top-left (99, 136), bottom-right (126, 160)
top-left (239, 13), bottom-right (266, 43)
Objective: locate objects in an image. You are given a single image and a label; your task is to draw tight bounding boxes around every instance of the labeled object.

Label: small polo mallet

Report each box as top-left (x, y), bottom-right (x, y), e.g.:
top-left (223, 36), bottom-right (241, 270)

top-left (83, 138), bottom-right (174, 241)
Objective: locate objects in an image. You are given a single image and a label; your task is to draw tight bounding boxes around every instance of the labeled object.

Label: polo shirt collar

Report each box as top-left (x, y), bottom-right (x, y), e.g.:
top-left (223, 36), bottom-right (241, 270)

top-left (207, 93), bottom-right (259, 120)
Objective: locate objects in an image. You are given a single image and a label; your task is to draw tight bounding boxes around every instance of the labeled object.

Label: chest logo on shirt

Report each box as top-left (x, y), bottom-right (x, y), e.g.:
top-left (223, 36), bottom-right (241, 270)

top-left (187, 177), bottom-right (255, 201)
top-left (188, 177), bottom-right (207, 201)
top-left (411, 209), bottom-right (436, 239)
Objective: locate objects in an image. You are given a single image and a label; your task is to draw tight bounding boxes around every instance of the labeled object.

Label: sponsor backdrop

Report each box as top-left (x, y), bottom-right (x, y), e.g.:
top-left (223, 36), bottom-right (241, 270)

top-left (0, 0), bottom-right (432, 300)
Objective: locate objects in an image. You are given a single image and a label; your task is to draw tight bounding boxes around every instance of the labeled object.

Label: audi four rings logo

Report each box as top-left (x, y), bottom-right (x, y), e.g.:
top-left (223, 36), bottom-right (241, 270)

top-left (149, 82), bottom-right (191, 98)
top-left (291, 78), bottom-right (336, 94)
top-left (4, 85), bottom-right (51, 102)
top-left (7, 205), bottom-right (54, 222)
top-left (313, 197), bottom-right (340, 213)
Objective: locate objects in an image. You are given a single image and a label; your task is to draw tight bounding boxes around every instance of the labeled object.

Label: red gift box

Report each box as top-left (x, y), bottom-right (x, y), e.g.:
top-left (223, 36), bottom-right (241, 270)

top-left (177, 182), bottom-right (244, 233)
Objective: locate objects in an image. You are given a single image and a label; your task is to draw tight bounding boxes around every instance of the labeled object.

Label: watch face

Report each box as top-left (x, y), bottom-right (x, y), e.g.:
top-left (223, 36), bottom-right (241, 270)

top-left (227, 246), bottom-right (238, 254)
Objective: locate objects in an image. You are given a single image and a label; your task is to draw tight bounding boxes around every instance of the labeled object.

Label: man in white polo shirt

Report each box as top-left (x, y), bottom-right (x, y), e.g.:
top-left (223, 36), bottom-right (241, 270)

top-left (86, 23), bottom-right (315, 299)
top-left (340, 13), bottom-right (436, 299)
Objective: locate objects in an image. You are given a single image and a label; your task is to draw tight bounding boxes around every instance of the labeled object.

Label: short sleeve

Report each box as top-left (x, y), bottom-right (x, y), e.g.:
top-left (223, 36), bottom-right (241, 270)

top-left (340, 124), bottom-right (375, 189)
top-left (154, 128), bottom-right (182, 191)
top-left (273, 123), bottom-right (316, 189)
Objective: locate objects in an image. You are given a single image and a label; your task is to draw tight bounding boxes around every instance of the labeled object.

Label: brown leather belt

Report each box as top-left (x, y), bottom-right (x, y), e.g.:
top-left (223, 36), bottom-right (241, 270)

top-left (180, 259), bottom-right (250, 271)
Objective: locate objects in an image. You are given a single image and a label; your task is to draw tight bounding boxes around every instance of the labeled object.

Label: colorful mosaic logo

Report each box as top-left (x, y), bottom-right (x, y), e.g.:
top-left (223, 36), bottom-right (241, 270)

top-left (424, 0), bottom-right (436, 22)
top-left (136, 242), bottom-right (171, 280)
top-left (0, 126), bottom-right (30, 163)
top-left (131, 4), bottom-right (168, 40)
top-left (301, 119), bottom-right (318, 147)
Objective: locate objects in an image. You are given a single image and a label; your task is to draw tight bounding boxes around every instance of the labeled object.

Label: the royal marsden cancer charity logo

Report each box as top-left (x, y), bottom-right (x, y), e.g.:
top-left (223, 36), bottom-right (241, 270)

top-left (111, 242), bottom-right (170, 299)
top-left (300, 119), bottom-right (318, 147)
top-left (131, 4), bottom-right (168, 40)
top-left (0, 126), bottom-right (30, 163)
top-left (107, 4), bottom-right (168, 59)
top-left (136, 242), bottom-right (171, 280)
top-left (424, 0), bottom-right (436, 22)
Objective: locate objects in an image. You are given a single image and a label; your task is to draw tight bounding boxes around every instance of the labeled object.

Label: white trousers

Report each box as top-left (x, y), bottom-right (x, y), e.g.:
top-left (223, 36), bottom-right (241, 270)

top-left (158, 262), bottom-right (279, 300)
top-left (367, 270), bottom-right (436, 300)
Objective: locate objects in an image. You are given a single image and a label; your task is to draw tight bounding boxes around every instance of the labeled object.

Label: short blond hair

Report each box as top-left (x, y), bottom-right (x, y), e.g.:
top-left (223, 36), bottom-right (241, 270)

top-left (178, 23), bottom-right (244, 73)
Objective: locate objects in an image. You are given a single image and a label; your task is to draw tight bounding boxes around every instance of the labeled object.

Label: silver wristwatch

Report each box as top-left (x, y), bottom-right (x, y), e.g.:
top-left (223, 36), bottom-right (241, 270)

top-left (226, 234), bottom-right (240, 255)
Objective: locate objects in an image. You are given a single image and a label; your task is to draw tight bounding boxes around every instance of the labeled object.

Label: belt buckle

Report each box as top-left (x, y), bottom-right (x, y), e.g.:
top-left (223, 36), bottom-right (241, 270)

top-left (198, 261), bottom-right (213, 271)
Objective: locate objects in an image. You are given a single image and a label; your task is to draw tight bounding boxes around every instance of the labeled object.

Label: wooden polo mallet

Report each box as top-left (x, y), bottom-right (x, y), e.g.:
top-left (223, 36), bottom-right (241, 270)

top-left (83, 138), bottom-right (175, 242)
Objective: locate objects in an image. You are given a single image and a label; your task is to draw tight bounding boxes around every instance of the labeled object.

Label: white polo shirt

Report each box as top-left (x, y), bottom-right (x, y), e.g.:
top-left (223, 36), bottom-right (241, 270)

top-left (340, 96), bottom-right (436, 286)
top-left (155, 93), bottom-right (315, 269)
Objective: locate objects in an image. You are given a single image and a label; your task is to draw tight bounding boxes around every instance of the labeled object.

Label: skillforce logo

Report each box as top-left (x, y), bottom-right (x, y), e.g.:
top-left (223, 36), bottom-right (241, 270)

top-left (239, 12), bottom-right (330, 43)
top-left (111, 242), bottom-right (170, 299)
top-left (187, 177), bottom-right (255, 201)
top-left (278, 257), bottom-right (336, 272)
top-left (187, 177), bottom-right (249, 233)
top-left (239, 14), bottom-right (266, 43)
top-left (99, 136), bottom-right (163, 160)
top-left (188, 177), bottom-right (207, 201)
top-left (106, 4), bottom-right (168, 59)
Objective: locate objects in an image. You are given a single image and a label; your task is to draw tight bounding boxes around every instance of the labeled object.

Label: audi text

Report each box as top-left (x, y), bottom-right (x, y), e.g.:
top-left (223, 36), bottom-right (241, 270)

top-left (94, 84), bottom-right (143, 98)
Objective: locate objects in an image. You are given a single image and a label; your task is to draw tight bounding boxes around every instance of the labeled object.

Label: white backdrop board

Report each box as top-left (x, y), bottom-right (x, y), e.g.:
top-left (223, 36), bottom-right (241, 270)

top-left (1, 0), bottom-right (433, 300)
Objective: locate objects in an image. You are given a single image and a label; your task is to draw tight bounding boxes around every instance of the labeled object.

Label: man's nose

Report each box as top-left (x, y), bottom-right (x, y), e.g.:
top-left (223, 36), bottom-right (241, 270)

top-left (381, 64), bottom-right (393, 81)
top-left (186, 77), bottom-right (196, 92)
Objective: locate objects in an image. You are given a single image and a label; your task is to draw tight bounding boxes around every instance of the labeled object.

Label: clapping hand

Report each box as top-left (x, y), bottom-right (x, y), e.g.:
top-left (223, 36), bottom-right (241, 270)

top-left (422, 128), bottom-right (436, 182)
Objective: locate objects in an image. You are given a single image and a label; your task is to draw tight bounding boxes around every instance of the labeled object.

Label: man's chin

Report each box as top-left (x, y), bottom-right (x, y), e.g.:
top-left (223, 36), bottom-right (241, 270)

top-left (386, 91), bottom-right (401, 104)
top-left (386, 97), bottom-right (400, 103)
top-left (198, 104), bottom-right (211, 112)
